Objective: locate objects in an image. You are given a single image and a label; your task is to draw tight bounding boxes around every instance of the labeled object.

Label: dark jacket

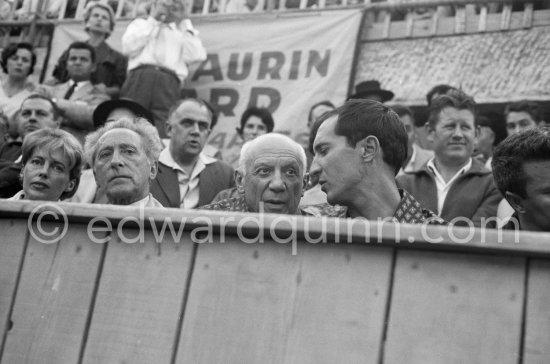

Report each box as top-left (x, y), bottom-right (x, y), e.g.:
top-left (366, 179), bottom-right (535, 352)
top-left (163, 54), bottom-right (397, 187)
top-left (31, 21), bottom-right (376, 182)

top-left (151, 160), bottom-right (235, 208)
top-left (396, 159), bottom-right (501, 226)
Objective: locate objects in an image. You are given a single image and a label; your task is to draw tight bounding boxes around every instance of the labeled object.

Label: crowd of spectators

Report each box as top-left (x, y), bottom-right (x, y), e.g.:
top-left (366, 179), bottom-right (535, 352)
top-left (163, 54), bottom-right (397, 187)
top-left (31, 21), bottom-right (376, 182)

top-left (0, 0), bottom-right (549, 236)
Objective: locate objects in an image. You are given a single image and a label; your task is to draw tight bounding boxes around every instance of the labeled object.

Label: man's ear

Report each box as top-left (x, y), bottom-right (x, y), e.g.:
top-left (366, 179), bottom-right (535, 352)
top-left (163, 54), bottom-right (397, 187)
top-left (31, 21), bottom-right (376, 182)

top-left (301, 173), bottom-right (308, 196)
top-left (165, 120), bottom-right (172, 138)
top-left (149, 160), bottom-right (158, 180)
top-left (235, 169), bottom-right (245, 194)
top-left (357, 135), bottom-right (380, 163)
top-left (426, 123), bottom-right (435, 143)
top-left (505, 191), bottom-right (525, 214)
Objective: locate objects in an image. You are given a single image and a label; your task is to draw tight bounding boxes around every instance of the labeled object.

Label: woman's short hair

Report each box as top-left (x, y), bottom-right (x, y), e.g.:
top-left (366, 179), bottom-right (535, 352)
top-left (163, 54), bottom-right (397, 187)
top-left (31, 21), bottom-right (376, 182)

top-left (84, 1), bottom-right (116, 38)
top-left (1, 42), bottom-right (36, 76)
top-left (239, 107), bottom-right (275, 133)
top-left (21, 128), bottom-right (84, 199)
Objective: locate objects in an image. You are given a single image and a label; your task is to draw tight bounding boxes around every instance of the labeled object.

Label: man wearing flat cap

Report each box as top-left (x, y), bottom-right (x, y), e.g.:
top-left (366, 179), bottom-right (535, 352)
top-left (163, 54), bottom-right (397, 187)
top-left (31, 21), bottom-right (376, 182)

top-left (348, 80), bottom-right (394, 103)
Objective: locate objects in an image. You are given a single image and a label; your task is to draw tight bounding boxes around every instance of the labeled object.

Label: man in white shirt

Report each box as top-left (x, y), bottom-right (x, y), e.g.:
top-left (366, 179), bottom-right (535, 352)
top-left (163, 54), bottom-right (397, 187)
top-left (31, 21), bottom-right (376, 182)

top-left (85, 117), bottom-right (164, 206)
top-left (120, 0), bottom-right (207, 138)
top-left (151, 98), bottom-right (234, 208)
top-left (396, 89), bottom-right (500, 226)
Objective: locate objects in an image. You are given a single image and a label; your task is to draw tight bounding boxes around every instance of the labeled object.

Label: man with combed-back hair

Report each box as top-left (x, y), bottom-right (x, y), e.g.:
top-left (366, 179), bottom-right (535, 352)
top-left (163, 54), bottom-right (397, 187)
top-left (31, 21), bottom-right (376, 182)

top-left (492, 127), bottom-right (550, 231)
top-left (85, 117), bottom-right (164, 206)
top-left (307, 99), bottom-right (444, 223)
top-left (396, 89), bottom-right (500, 226)
top-left (201, 133), bottom-right (315, 215)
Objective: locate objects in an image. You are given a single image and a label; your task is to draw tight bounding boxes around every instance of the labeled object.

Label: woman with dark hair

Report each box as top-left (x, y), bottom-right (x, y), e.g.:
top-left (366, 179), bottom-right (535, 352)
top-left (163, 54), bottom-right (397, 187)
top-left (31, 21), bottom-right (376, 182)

top-left (9, 128), bottom-right (83, 201)
top-left (51, 1), bottom-right (127, 98)
top-left (0, 42), bottom-right (36, 123)
top-left (236, 106), bottom-right (275, 142)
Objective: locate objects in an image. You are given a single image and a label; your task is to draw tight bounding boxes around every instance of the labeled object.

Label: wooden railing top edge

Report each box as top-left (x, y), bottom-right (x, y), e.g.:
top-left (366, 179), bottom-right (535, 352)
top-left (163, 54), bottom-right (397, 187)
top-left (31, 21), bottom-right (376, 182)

top-left (1, 200), bottom-right (549, 258)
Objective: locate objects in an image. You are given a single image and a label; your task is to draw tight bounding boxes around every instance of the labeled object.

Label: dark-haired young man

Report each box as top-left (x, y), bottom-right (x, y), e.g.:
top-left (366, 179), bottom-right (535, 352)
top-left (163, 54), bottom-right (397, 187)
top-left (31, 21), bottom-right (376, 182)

top-left (37, 41), bottom-right (109, 144)
top-left (308, 98), bottom-right (443, 223)
top-left (504, 100), bottom-right (543, 136)
top-left (396, 90), bottom-right (500, 226)
top-left (492, 127), bottom-right (550, 232)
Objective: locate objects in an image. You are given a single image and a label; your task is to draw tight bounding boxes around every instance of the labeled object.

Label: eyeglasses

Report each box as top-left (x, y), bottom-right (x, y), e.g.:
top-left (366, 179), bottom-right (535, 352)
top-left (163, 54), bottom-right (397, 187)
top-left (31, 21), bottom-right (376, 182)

top-left (179, 118), bottom-right (210, 132)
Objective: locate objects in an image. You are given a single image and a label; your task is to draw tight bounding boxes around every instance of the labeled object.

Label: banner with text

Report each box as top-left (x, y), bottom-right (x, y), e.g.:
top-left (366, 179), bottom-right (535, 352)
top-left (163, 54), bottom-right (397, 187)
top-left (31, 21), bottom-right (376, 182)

top-left (49, 10), bottom-right (363, 166)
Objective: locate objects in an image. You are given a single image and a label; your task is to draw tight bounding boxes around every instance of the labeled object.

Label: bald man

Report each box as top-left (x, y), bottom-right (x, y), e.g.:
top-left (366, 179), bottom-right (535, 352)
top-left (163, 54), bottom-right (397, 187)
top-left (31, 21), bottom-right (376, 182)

top-left (201, 134), bottom-right (308, 214)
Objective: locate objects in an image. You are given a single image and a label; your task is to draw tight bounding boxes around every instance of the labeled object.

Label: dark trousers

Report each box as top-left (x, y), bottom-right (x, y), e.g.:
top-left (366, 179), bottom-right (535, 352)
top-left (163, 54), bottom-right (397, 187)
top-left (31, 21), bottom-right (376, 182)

top-left (120, 65), bottom-right (180, 138)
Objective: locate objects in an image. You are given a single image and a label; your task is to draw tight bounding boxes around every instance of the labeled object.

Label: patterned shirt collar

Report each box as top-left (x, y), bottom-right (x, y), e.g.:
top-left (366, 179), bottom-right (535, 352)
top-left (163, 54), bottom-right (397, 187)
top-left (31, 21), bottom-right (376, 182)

top-left (393, 189), bottom-right (445, 224)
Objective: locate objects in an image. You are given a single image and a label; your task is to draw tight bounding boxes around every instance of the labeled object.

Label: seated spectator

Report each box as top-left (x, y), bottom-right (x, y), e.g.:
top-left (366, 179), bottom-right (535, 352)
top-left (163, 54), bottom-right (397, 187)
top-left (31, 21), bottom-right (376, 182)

top-left (9, 128), bottom-right (82, 201)
top-left (223, 106), bottom-right (275, 169)
top-left (92, 98), bottom-right (155, 127)
top-left (0, 94), bottom-right (62, 198)
top-left (212, 106), bottom-right (275, 202)
top-left (85, 117), bottom-right (164, 206)
top-left (37, 42), bottom-right (110, 144)
top-left (308, 99), bottom-right (444, 224)
top-left (307, 101), bottom-right (335, 130)
top-left (505, 100), bottom-right (543, 136)
top-left (201, 133), bottom-right (307, 214)
top-left (492, 127), bottom-right (550, 232)
top-left (473, 112), bottom-right (507, 170)
top-left (51, 1), bottom-right (127, 99)
top-left (347, 80), bottom-right (393, 103)
top-left (392, 104), bottom-right (433, 175)
top-left (150, 98), bottom-right (234, 208)
top-left (70, 98), bottom-right (155, 204)
top-left (396, 90), bottom-right (500, 226)
top-left (0, 43), bottom-right (36, 122)
top-left (0, 111), bottom-right (8, 143)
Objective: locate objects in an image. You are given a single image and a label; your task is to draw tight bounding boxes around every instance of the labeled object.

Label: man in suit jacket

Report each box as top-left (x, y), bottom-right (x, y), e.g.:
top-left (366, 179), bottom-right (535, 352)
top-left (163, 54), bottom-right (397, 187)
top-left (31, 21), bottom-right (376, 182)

top-left (37, 41), bottom-right (109, 144)
top-left (151, 98), bottom-right (234, 208)
top-left (396, 90), bottom-right (500, 226)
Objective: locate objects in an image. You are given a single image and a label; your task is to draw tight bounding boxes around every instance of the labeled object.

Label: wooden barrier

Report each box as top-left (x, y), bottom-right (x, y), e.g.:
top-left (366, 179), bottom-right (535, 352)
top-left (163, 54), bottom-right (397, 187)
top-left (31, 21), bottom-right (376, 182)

top-left (0, 200), bottom-right (549, 363)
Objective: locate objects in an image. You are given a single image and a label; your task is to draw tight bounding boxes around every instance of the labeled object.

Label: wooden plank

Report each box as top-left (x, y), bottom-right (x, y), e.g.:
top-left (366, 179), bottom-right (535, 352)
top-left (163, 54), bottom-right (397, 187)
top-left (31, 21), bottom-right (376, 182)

top-left (478, 5), bottom-right (487, 32)
top-left (2, 222), bottom-right (104, 363)
top-left (82, 227), bottom-right (194, 364)
top-left (0, 219), bottom-right (28, 356)
top-left (533, 9), bottom-right (550, 27)
top-left (382, 11), bottom-right (391, 39)
top-left (454, 6), bottom-right (466, 33)
top-left (501, 4), bottom-right (512, 30)
top-left (522, 2), bottom-right (533, 28)
top-left (176, 237), bottom-right (393, 364)
top-left (524, 259), bottom-right (550, 364)
top-left (384, 250), bottom-right (525, 363)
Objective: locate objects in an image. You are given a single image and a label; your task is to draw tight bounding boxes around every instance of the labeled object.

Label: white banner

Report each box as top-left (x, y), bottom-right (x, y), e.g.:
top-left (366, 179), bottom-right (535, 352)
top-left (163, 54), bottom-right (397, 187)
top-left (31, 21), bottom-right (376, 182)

top-left (49, 10), bottom-right (363, 165)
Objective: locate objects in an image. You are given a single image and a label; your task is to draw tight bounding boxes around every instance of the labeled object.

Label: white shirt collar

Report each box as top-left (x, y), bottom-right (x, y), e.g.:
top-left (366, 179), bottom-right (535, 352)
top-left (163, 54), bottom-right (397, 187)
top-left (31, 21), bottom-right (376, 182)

top-left (129, 194), bottom-right (151, 207)
top-left (159, 148), bottom-right (217, 175)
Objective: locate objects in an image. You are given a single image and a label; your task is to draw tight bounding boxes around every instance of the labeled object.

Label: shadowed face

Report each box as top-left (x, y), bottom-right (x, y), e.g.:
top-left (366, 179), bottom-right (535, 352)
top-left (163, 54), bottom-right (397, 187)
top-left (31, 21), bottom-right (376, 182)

top-left (506, 111), bottom-right (538, 136)
top-left (18, 98), bottom-right (59, 138)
